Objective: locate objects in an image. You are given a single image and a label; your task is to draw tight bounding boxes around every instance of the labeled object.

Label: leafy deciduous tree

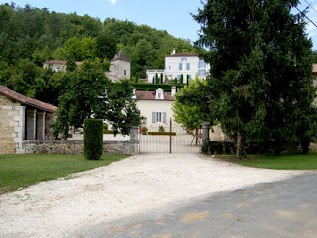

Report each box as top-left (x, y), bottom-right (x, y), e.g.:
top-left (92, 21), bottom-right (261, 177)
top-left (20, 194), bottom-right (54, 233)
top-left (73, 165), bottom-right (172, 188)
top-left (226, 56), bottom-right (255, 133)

top-left (173, 77), bottom-right (213, 145)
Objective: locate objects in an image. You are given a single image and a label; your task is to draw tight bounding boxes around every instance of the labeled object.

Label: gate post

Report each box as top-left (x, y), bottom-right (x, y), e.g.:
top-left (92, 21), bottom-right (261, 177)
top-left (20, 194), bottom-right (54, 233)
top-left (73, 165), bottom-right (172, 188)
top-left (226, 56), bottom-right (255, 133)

top-left (130, 126), bottom-right (139, 142)
top-left (130, 126), bottom-right (139, 154)
top-left (202, 122), bottom-right (210, 141)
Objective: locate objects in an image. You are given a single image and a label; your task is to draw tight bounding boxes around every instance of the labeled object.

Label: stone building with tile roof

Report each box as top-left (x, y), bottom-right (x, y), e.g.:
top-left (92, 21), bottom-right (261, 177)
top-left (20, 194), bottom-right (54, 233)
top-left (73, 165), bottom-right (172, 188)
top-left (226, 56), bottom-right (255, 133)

top-left (43, 60), bottom-right (83, 72)
top-left (0, 86), bottom-right (57, 154)
top-left (107, 50), bottom-right (131, 81)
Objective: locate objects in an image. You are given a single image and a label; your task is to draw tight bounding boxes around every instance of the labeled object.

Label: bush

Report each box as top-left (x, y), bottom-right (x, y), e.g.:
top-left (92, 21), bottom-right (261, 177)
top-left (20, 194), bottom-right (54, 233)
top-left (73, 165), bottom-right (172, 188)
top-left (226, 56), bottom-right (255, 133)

top-left (201, 139), bottom-right (209, 154)
top-left (84, 119), bottom-right (103, 160)
top-left (202, 141), bottom-right (236, 155)
top-left (131, 83), bottom-right (185, 91)
top-left (215, 142), bottom-right (224, 154)
top-left (158, 125), bottom-right (165, 133)
top-left (142, 127), bottom-right (148, 135)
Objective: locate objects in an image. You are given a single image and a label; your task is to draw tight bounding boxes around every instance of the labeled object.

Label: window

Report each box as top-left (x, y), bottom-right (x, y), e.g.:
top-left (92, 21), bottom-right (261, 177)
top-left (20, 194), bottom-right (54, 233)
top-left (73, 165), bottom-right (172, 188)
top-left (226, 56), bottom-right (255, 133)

top-left (155, 88), bottom-right (164, 99)
top-left (181, 57), bottom-right (187, 62)
top-left (156, 112), bottom-right (162, 123)
top-left (178, 63), bottom-right (182, 70)
top-left (152, 112), bottom-right (167, 123)
top-left (198, 69), bottom-right (206, 77)
top-left (198, 60), bottom-right (206, 69)
top-left (124, 70), bottom-right (126, 75)
top-left (186, 63), bottom-right (190, 70)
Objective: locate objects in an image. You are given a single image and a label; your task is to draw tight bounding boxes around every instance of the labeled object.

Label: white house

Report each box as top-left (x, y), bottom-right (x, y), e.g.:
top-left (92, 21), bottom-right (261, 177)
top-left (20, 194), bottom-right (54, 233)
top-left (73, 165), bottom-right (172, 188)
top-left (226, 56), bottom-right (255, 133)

top-left (135, 87), bottom-right (179, 130)
top-left (146, 50), bottom-right (210, 84)
top-left (107, 50), bottom-right (131, 82)
top-left (134, 86), bottom-right (225, 140)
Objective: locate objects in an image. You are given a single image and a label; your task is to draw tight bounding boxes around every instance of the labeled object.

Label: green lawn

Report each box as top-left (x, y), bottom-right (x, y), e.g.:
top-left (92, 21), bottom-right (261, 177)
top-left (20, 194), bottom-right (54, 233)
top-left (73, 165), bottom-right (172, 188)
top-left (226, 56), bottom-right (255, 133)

top-left (0, 154), bottom-right (129, 194)
top-left (219, 152), bottom-right (317, 170)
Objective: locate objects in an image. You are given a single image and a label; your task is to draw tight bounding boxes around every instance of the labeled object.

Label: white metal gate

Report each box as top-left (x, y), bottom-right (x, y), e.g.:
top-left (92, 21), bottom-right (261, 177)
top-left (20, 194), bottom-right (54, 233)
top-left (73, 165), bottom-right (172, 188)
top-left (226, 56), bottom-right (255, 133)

top-left (139, 126), bottom-right (201, 154)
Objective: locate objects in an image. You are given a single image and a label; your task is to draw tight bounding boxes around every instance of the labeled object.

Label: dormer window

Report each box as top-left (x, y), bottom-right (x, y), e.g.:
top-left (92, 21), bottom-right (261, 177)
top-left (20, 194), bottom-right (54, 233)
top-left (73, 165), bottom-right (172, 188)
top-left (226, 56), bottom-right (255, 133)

top-left (155, 88), bottom-right (164, 100)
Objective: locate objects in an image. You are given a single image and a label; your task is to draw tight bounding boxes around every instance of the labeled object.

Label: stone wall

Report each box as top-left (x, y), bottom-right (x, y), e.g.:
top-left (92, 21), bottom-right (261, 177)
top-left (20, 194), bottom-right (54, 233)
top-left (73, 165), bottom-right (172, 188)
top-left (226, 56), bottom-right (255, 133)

top-left (22, 140), bottom-right (139, 155)
top-left (0, 95), bottom-right (25, 154)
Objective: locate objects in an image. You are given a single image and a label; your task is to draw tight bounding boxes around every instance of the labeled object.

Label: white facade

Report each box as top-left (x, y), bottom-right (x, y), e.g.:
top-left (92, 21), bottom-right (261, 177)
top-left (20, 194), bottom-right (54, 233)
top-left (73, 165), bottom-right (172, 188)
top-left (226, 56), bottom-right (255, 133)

top-left (135, 89), bottom-right (181, 130)
top-left (146, 52), bottom-right (210, 84)
top-left (137, 100), bottom-right (174, 129)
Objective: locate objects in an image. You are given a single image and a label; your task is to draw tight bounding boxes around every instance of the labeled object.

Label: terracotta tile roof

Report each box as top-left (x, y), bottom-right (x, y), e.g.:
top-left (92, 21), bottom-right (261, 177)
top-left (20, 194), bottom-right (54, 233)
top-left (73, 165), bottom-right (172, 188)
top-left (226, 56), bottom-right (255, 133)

top-left (0, 86), bottom-right (57, 113)
top-left (166, 52), bottom-right (199, 57)
top-left (135, 90), bottom-right (174, 101)
top-left (313, 64), bottom-right (317, 75)
top-left (110, 50), bottom-right (130, 62)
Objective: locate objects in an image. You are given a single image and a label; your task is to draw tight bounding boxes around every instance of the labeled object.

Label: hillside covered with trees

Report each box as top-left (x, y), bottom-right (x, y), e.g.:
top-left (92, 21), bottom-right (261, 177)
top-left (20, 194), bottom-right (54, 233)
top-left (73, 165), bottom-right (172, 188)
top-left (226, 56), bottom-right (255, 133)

top-left (0, 2), bottom-right (197, 103)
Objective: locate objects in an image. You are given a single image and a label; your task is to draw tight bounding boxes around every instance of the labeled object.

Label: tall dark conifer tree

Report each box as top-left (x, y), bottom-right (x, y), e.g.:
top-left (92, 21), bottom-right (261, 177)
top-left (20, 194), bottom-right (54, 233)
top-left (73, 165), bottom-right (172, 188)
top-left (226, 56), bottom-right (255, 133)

top-left (194, 0), bottom-right (316, 156)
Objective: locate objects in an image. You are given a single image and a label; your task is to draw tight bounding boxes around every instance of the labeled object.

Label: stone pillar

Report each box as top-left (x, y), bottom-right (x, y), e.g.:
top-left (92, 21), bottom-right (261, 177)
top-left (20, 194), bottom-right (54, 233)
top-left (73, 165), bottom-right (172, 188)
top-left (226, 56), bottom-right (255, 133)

top-left (36, 112), bottom-right (46, 140)
top-left (14, 106), bottom-right (25, 153)
top-left (130, 126), bottom-right (139, 142)
top-left (26, 109), bottom-right (37, 140)
top-left (202, 121), bottom-right (210, 141)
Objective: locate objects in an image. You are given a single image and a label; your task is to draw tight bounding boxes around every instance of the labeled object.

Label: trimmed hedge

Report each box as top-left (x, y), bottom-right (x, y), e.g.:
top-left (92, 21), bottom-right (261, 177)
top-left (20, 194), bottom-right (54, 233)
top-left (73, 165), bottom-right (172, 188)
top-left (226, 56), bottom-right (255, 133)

top-left (201, 141), bottom-right (236, 155)
top-left (132, 83), bottom-right (185, 91)
top-left (84, 119), bottom-right (103, 160)
top-left (103, 130), bottom-right (114, 134)
top-left (148, 132), bottom-right (176, 136)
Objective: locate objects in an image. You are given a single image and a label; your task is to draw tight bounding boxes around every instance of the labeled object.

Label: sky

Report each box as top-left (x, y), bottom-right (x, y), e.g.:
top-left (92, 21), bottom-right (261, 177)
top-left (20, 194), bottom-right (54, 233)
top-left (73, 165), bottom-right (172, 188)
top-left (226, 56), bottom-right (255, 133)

top-left (0, 0), bottom-right (317, 49)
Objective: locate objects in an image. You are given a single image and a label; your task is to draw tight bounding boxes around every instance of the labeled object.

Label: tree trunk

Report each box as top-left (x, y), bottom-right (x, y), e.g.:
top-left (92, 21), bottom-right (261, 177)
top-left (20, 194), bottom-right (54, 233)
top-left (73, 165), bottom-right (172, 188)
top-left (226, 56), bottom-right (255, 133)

top-left (236, 132), bottom-right (244, 159)
top-left (195, 128), bottom-right (199, 145)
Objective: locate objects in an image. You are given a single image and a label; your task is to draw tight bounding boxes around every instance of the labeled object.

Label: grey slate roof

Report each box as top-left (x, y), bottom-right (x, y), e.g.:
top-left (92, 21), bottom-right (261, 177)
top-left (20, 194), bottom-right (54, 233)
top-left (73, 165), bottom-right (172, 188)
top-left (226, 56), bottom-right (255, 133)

top-left (110, 50), bottom-right (130, 62)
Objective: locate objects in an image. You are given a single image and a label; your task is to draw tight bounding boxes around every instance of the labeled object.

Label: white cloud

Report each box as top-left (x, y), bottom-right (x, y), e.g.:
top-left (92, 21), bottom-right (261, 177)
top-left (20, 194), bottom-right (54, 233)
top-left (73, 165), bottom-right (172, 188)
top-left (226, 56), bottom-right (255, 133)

top-left (107, 0), bottom-right (117, 5)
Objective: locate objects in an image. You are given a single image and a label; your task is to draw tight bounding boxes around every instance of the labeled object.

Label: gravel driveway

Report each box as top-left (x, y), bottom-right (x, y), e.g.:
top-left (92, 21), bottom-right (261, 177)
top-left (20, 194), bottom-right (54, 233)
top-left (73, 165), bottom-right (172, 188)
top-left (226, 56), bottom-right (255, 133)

top-left (0, 153), bottom-right (306, 238)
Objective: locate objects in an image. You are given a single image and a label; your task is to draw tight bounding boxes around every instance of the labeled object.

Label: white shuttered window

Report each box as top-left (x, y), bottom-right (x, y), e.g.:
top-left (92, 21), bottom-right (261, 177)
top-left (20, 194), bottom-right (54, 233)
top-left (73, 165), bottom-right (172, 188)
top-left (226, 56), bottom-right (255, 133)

top-left (152, 112), bottom-right (167, 123)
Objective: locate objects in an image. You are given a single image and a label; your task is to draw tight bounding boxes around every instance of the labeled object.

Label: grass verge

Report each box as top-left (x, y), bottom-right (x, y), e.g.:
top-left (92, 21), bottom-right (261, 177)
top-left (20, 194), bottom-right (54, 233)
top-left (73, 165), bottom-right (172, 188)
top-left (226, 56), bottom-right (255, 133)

top-left (217, 152), bottom-right (317, 170)
top-left (0, 154), bottom-right (129, 194)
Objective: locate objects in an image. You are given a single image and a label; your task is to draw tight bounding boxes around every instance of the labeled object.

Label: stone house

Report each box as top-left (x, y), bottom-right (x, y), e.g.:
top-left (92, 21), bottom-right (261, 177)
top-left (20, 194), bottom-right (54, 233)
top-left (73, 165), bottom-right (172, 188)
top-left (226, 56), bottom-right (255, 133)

top-left (106, 50), bottom-right (131, 82)
top-left (43, 60), bottom-right (83, 72)
top-left (0, 86), bottom-right (57, 154)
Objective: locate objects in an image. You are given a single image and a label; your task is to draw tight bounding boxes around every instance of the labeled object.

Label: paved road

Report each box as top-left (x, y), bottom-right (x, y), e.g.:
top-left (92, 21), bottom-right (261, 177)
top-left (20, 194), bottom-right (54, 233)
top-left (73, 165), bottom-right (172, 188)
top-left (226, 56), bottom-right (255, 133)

top-left (78, 172), bottom-right (317, 238)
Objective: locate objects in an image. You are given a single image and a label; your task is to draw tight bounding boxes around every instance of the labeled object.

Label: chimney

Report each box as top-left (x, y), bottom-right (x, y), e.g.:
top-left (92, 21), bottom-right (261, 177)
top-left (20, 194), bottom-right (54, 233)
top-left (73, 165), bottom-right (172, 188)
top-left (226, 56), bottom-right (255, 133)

top-left (171, 49), bottom-right (176, 55)
top-left (171, 86), bottom-right (176, 97)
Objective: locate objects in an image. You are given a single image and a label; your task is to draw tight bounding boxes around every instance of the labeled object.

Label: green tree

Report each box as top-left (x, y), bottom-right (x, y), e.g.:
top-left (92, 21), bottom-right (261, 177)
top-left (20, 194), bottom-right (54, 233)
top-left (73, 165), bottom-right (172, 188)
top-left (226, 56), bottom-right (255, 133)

top-left (104, 80), bottom-right (142, 136)
top-left (155, 73), bottom-right (159, 84)
top-left (131, 39), bottom-right (156, 78)
top-left (173, 77), bottom-right (213, 145)
top-left (193, 0), bottom-right (316, 156)
top-left (53, 60), bottom-right (141, 138)
top-left (96, 33), bottom-right (117, 60)
top-left (66, 59), bottom-right (77, 72)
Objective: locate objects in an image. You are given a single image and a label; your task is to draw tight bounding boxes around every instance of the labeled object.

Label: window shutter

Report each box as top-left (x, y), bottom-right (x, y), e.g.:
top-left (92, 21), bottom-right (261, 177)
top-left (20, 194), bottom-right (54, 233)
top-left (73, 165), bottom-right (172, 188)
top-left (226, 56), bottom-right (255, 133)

top-left (163, 112), bottom-right (167, 123)
top-left (152, 112), bottom-right (156, 123)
